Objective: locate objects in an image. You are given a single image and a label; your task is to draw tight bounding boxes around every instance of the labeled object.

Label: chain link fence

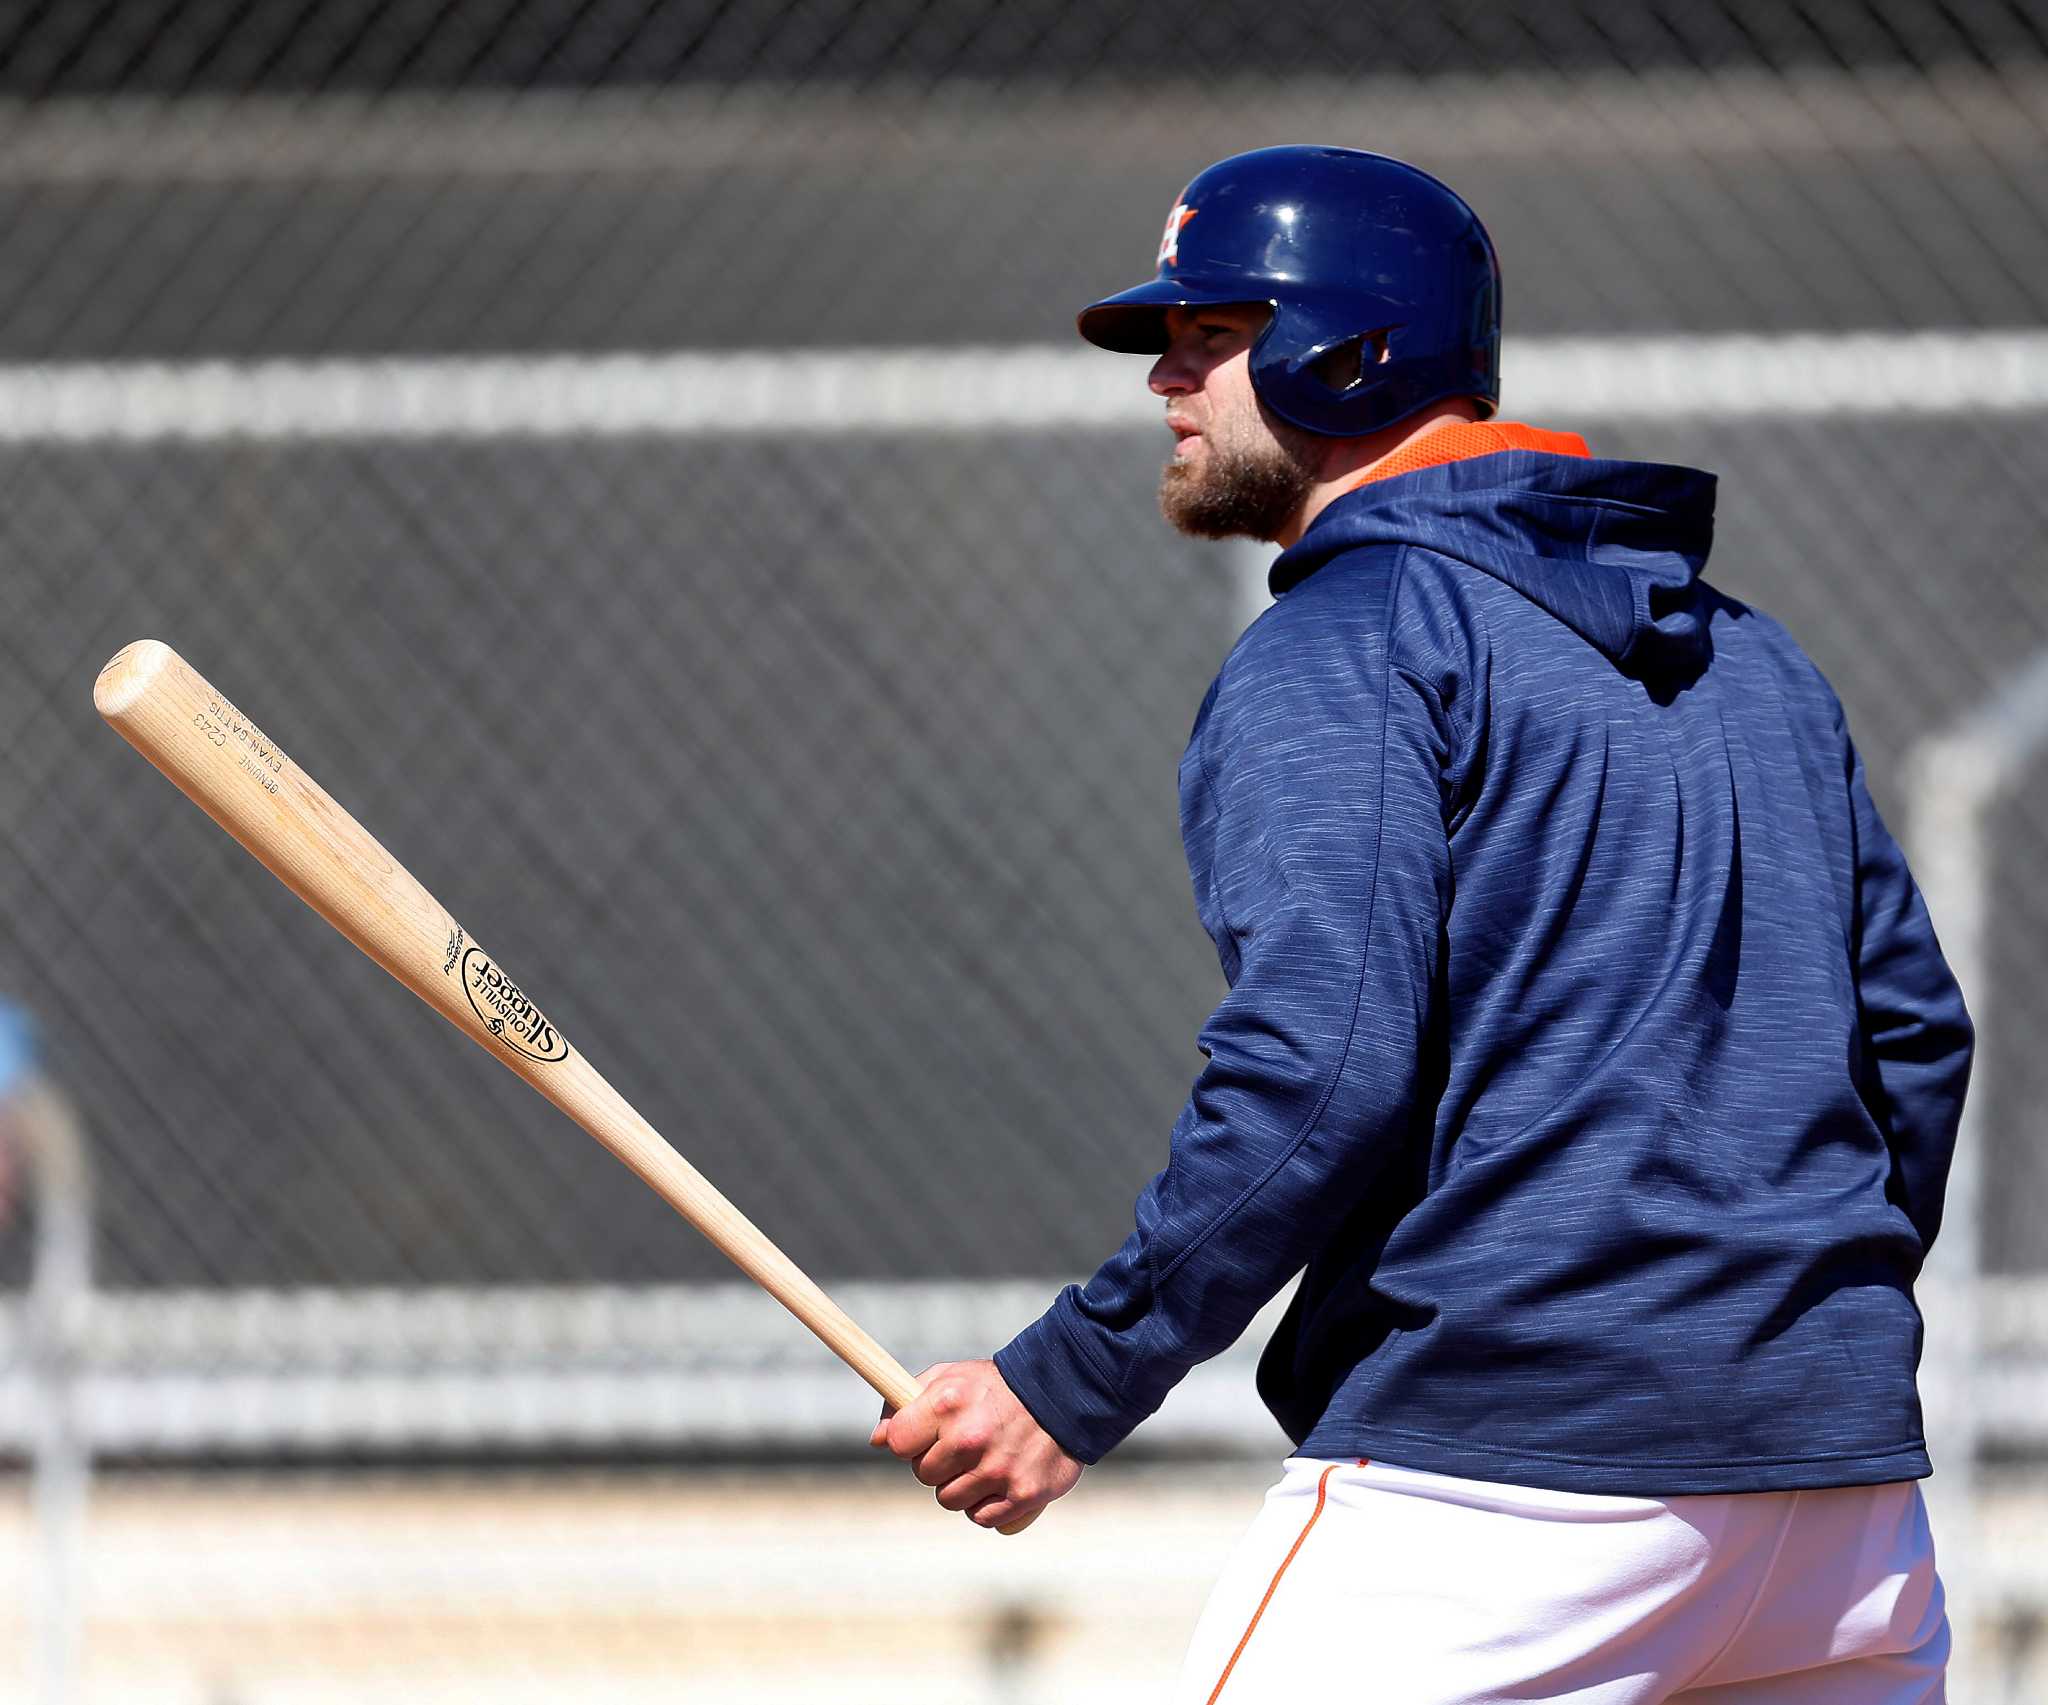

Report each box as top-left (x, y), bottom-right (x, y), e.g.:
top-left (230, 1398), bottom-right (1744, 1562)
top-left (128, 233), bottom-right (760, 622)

top-left (0, 2), bottom-right (2045, 1700)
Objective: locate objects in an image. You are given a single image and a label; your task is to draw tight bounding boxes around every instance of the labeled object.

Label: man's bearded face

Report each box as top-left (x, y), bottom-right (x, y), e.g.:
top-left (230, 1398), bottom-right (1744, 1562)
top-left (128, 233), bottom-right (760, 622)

top-left (1151, 306), bottom-right (1322, 542)
top-left (1158, 395), bottom-right (1320, 542)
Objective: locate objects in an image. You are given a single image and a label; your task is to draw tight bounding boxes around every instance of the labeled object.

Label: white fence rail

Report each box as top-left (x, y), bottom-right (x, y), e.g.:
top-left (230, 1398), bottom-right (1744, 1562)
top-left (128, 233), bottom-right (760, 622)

top-left (1, 1274), bottom-right (2042, 1457)
top-left (0, 329), bottom-right (2042, 443)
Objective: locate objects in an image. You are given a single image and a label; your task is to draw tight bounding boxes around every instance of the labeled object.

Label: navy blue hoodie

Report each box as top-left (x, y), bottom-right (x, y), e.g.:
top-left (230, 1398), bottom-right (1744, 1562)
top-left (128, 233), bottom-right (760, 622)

top-left (996, 447), bottom-right (1973, 1495)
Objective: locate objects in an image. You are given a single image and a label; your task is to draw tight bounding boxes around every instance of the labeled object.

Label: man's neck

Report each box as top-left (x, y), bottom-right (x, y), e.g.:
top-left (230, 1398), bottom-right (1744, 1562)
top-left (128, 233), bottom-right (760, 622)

top-left (1272, 404), bottom-right (1484, 548)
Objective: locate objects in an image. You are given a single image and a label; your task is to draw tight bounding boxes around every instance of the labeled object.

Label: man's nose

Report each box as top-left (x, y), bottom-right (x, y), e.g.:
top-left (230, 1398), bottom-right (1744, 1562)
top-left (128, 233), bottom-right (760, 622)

top-left (1149, 349), bottom-right (1194, 396)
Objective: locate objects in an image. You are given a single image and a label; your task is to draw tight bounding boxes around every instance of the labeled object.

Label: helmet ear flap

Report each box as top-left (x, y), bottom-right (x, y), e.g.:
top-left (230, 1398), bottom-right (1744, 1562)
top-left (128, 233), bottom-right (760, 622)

top-left (1252, 303), bottom-right (1405, 435)
top-left (1255, 294), bottom-right (1498, 437)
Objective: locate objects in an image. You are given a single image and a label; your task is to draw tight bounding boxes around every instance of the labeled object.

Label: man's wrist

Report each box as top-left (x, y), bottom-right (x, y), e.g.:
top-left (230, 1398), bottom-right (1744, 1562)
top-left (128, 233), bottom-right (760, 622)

top-left (994, 1290), bottom-right (1137, 1466)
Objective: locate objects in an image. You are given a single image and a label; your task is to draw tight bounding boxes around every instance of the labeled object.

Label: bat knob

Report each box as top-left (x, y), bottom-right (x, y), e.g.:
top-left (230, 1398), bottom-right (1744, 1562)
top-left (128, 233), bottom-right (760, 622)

top-left (94, 639), bottom-right (175, 720)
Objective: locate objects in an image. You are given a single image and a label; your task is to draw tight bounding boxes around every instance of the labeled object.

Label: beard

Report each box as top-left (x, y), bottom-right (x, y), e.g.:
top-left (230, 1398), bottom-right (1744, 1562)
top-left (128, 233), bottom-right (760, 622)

top-left (1158, 412), bottom-right (1319, 541)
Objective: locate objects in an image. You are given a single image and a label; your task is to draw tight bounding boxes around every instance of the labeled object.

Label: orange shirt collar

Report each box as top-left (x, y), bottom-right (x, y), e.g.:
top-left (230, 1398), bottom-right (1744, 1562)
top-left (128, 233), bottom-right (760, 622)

top-left (1342, 419), bottom-right (1591, 492)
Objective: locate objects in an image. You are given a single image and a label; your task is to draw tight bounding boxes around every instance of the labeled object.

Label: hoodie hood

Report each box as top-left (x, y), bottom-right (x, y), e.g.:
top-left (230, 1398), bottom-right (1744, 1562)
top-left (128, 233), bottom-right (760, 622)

top-left (1270, 451), bottom-right (1720, 677)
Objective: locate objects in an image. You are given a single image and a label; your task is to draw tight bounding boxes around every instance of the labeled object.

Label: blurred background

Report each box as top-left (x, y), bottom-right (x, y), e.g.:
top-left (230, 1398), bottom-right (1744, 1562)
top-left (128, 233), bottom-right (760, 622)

top-left (0, 1), bottom-right (2044, 1699)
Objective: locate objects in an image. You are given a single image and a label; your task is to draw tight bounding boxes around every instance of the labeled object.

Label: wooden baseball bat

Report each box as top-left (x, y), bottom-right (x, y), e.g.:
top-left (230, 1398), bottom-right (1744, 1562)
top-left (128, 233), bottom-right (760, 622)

top-left (95, 639), bottom-right (1034, 1531)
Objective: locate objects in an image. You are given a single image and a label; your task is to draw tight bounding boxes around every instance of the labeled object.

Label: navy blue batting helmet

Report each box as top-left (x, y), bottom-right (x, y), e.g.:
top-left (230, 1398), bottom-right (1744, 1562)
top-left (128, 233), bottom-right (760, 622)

top-left (1078, 145), bottom-right (1501, 437)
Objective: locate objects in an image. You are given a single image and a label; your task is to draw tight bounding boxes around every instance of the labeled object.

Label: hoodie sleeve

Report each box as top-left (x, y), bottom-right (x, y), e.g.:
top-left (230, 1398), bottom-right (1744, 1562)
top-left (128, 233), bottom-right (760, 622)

top-left (1845, 726), bottom-right (1974, 1253)
top-left (994, 569), bottom-right (1456, 1463)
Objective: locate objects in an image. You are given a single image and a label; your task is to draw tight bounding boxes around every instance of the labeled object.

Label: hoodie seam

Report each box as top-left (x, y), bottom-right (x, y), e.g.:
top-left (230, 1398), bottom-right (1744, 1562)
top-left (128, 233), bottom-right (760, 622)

top-left (1152, 555), bottom-right (1408, 1294)
top-left (1189, 724), bottom-right (1235, 979)
top-left (1389, 548), bottom-right (1484, 807)
top-left (1194, 648), bottom-right (1276, 981)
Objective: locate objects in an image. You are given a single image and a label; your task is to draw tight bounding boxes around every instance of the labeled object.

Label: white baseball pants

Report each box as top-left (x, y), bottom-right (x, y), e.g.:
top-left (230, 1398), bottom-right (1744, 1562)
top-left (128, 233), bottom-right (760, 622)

top-left (1174, 1457), bottom-right (1947, 1704)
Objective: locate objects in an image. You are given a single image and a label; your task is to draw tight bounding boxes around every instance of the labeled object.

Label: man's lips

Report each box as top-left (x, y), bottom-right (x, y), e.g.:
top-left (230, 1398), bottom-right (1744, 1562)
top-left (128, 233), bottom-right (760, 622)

top-left (1167, 417), bottom-right (1203, 457)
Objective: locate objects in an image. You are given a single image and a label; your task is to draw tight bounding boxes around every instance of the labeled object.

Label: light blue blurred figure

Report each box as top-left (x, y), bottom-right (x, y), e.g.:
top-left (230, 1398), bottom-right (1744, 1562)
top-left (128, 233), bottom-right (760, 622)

top-left (0, 997), bottom-right (30, 1081)
top-left (0, 997), bottom-right (40, 1226)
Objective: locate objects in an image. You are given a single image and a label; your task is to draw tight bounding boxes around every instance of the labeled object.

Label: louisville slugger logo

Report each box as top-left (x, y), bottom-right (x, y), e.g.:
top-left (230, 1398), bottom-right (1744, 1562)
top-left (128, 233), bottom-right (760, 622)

top-left (462, 946), bottom-right (567, 1063)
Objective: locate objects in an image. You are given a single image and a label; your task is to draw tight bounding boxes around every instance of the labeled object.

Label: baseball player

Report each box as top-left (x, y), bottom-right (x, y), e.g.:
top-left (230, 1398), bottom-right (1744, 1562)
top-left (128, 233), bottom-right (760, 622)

top-left (871, 145), bottom-right (1972, 1702)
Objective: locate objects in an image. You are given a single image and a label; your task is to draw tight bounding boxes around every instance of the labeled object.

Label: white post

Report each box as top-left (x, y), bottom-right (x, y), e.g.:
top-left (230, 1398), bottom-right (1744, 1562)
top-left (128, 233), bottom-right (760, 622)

top-left (1907, 738), bottom-right (1993, 1697)
top-left (1906, 646), bottom-right (2048, 1700)
top-left (1229, 538), bottom-right (1275, 640)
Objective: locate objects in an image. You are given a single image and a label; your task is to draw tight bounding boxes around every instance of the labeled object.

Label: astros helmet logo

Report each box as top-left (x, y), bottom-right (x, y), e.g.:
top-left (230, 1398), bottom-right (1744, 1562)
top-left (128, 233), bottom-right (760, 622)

top-left (1156, 201), bottom-right (1198, 268)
